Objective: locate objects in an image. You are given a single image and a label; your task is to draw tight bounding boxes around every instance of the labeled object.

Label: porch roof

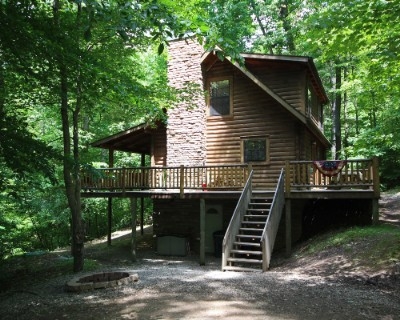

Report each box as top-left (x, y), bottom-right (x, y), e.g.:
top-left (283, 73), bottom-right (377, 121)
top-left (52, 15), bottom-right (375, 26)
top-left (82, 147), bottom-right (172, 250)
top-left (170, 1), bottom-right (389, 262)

top-left (91, 122), bottom-right (165, 154)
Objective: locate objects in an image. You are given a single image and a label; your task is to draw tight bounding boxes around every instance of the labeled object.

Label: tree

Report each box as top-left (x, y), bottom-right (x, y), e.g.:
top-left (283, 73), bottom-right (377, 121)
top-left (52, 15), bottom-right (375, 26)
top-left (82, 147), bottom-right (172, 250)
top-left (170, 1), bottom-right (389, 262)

top-left (1, 0), bottom-right (253, 270)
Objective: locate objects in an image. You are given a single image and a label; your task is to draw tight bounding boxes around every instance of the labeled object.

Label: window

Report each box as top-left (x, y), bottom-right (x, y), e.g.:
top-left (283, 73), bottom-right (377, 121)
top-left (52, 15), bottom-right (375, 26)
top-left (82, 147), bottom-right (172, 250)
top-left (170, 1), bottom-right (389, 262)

top-left (241, 136), bottom-right (269, 163)
top-left (208, 78), bottom-right (232, 116)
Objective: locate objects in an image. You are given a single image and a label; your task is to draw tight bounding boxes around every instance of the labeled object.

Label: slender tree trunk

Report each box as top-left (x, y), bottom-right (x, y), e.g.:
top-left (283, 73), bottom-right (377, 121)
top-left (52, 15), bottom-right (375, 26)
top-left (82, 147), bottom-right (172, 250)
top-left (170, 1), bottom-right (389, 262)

top-left (343, 67), bottom-right (348, 156)
top-left (249, 0), bottom-right (274, 54)
top-left (279, 0), bottom-right (296, 53)
top-left (332, 64), bottom-right (342, 159)
top-left (370, 92), bottom-right (377, 128)
top-left (53, 0), bottom-right (84, 272)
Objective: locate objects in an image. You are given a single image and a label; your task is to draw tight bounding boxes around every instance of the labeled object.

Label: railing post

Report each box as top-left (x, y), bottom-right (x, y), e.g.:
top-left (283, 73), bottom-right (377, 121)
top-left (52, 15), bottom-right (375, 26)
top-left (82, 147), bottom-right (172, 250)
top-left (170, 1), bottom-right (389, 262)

top-left (372, 157), bottom-right (380, 225)
top-left (372, 157), bottom-right (380, 198)
top-left (285, 160), bottom-right (291, 196)
top-left (180, 165), bottom-right (184, 198)
top-left (247, 164), bottom-right (252, 185)
top-left (122, 167), bottom-right (126, 194)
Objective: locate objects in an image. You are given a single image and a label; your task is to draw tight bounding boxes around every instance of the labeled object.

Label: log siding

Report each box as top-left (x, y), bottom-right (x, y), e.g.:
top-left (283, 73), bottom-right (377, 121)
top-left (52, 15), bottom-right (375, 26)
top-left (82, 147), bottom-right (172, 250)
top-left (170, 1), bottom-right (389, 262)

top-left (205, 60), bottom-right (300, 189)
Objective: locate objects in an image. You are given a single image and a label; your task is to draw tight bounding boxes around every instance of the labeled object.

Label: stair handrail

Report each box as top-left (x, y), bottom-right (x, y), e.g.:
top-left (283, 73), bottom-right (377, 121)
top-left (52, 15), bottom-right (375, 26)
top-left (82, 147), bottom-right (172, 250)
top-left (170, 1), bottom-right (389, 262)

top-left (221, 170), bottom-right (254, 270)
top-left (260, 169), bottom-right (285, 271)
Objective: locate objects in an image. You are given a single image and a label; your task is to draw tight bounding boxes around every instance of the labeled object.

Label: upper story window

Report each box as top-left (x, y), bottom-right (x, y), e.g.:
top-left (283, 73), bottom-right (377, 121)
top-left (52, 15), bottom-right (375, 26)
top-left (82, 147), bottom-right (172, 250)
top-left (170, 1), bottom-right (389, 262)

top-left (241, 136), bottom-right (269, 163)
top-left (207, 77), bottom-right (232, 117)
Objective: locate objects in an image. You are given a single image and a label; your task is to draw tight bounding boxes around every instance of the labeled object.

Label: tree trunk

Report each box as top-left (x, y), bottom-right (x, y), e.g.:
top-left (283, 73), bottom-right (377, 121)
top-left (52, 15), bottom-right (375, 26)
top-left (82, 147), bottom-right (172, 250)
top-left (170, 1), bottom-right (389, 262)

top-left (54, 0), bottom-right (84, 272)
top-left (332, 64), bottom-right (342, 159)
top-left (249, 0), bottom-right (274, 54)
top-left (279, 0), bottom-right (296, 53)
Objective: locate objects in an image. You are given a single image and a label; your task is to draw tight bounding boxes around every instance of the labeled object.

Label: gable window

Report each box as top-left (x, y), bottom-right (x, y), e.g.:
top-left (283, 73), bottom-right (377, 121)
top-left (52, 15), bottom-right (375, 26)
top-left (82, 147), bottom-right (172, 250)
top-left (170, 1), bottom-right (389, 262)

top-left (208, 78), bottom-right (232, 116)
top-left (241, 136), bottom-right (269, 163)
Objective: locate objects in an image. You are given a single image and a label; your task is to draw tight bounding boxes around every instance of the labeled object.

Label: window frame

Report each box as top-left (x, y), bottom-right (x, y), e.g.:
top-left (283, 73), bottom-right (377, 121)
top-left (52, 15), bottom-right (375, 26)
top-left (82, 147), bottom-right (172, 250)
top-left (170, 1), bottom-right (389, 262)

top-left (240, 135), bottom-right (270, 164)
top-left (206, 76), bottom-right (233, 118)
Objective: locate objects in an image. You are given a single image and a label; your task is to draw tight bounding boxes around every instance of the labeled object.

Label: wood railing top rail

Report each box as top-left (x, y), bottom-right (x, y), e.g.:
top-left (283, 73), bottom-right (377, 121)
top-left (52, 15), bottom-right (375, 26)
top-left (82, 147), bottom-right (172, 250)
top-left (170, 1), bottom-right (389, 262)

top-left (83, 164), bottom-right (249, 170)
top-left (288, 159), bottom-right (372, 164)
top-left (81, 164), bottom-right (251, 195)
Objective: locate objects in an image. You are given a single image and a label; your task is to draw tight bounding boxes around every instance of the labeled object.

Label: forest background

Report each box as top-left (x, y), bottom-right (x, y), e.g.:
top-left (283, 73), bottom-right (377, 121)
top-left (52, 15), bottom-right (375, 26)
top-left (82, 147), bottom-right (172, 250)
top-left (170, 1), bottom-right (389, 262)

top-left (1, 0), bottom-right (399, 270)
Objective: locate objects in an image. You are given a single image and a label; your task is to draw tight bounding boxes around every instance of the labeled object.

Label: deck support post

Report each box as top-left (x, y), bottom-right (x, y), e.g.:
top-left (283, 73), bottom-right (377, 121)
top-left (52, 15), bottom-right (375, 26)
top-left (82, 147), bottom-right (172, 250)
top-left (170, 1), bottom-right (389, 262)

top-left (285, 199), bottom-right (292, 257)
top-left (140, 197), bottom-right (144, 235)
top-left (372, 198), bottom-right (379, 225)
top-left (107, 198), bottom-right (112, 246)
top-left (200, 198), bottom-right (205, 265)
top-left (107, 149), bottom-right (114, 246)
top-left (130, 197), bottom-right (137, 262)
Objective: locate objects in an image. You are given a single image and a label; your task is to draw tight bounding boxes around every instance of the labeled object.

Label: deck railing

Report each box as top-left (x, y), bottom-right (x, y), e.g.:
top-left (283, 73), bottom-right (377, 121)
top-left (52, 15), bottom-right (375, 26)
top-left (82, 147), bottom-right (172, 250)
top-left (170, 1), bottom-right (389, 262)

top-left (285, 158), bottom-right (380, 196)
top-left (81, 164), bottom-right (251, 194)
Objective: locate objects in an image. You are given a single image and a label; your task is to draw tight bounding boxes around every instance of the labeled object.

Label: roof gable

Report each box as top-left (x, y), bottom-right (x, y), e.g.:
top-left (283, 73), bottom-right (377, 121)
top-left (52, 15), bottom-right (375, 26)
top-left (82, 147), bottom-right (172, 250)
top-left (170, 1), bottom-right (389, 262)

top-left (201, 50), bottom-right (328, 111)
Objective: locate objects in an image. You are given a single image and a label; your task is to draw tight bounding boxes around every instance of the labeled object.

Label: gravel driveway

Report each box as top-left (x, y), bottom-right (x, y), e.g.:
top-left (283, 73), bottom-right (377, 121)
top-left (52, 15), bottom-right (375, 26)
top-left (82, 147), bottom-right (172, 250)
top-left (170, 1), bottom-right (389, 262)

top-left (1, 192), bottom-right (399, 320)
top-left (1, 251), bottom-right (399, 320)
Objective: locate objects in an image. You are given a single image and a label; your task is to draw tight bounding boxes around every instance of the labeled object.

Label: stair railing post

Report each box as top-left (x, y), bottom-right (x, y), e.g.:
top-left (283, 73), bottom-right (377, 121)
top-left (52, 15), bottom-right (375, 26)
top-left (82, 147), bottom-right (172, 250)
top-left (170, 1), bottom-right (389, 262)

top-left (285, 160), bottom-right (291, 196)
top-left (180, 165), bottom-right (185, 198)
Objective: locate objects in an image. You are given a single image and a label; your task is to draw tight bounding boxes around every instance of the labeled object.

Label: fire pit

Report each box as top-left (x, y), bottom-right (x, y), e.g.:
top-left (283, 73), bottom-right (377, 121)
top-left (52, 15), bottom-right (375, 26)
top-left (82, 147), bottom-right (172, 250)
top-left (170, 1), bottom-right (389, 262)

top-left (65, 271), bottom-right (138, 292)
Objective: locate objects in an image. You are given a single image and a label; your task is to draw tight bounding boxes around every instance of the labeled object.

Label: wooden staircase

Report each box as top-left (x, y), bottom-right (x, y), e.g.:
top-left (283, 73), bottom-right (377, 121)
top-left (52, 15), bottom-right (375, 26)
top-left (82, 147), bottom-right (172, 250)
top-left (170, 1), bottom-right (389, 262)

top-left (223, 191), bottom-right (274, 272)
top-left (222, 169), bottom-right (285, 272)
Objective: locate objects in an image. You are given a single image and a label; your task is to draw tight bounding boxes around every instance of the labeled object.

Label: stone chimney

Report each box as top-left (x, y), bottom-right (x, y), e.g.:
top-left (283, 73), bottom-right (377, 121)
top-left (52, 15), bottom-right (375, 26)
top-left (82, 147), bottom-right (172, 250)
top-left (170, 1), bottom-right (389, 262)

top-left (166, 39), bottom-right (207, 166)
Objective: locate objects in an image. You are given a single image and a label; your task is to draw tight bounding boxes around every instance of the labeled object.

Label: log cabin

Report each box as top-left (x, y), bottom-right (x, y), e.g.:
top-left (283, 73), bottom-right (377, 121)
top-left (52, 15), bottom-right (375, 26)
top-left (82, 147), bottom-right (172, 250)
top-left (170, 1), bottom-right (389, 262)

top-left (81, 39), bottom-right (380, 271)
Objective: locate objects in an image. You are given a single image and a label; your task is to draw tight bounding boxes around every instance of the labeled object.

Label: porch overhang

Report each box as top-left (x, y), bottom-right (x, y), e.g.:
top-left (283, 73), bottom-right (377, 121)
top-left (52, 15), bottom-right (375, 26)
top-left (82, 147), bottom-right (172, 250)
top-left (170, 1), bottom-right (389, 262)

top-left (91, 122), bottom-right (165, 154)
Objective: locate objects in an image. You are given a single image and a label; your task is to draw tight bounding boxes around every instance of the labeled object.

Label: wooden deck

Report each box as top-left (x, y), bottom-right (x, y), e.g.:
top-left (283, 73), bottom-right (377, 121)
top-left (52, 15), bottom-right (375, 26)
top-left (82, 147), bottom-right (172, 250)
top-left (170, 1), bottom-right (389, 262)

top-left (81, 158), bottom-right (380, 200)
top-left (80, 158), bottom-right (380, 265)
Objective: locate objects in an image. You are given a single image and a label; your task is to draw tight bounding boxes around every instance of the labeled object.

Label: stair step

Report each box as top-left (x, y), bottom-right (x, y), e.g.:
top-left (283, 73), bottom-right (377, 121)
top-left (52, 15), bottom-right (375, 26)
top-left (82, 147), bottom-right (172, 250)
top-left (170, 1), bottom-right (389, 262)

top-left (239, 228), bottom-right (263, 232)
top-left (233, 241), bottom-right (261, 247)
top-left (242, 220), bottom-right (266, 223)
top-left (236, 234), bottom-right (262, 239)
top-left (252, 190), bottom-right (274, 195)
top-left (227, 257), bottom-right (263, 264)
top-left (247, 208), bottom-right (270, 211)
top-left (241, 221), bottom-right (266, 226)
top-left (244, 214), bottom-right (268, 219)
top-left (250, 197), bottom-right (273, 204)
top-left (249, 201), bottom-right (271, 206)
top-left (223, 266), bottom-right (261, 272)
top-left (230, 249), bottom-right (262, 255)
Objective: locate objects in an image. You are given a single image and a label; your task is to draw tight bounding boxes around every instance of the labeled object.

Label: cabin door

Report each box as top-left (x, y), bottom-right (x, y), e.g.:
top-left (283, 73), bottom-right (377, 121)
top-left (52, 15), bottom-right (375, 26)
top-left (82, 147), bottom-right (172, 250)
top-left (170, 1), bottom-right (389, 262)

top-left (205, 205), bottom-right (223, 253)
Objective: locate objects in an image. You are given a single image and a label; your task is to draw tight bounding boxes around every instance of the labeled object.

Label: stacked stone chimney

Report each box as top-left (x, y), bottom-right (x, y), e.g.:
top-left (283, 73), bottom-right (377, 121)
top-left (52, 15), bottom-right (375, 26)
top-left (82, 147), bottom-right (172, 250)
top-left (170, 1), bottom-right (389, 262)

top-left (166, 39), bottom-right (207, 166)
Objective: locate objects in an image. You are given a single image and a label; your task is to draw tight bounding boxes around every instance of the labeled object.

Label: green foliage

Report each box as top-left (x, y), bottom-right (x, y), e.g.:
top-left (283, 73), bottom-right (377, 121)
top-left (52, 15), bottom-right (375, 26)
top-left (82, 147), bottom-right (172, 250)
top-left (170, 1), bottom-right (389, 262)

top-left (203, 0), bottom-right (254, 58)
top-left (300, 224), bottom-right (400, 269)
top-left (0, 253), bottom-right (100, 292)
top-left (2, 0), bottom-right (400, 262)
top-left (0, 0), bottom-right (218, 263)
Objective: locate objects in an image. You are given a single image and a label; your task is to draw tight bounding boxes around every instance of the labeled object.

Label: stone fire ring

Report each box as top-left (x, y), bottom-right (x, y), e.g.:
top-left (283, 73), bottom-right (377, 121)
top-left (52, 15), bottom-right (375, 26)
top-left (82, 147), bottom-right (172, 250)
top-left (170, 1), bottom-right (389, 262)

top-left (65, 271), bottom-right (139, 293)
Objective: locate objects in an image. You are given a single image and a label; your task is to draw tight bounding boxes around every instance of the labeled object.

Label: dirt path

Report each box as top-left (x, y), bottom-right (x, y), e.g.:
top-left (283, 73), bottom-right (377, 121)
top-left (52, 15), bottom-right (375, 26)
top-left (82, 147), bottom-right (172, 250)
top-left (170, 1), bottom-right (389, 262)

top-left (0, 193), bottom-right (399, 320)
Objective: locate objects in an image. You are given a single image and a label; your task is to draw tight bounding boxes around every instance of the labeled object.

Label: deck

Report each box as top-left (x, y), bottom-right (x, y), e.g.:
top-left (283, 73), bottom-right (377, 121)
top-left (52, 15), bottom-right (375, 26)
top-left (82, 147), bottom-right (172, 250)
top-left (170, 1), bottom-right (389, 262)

top-left (81, 158), bottom-right (380, 263)
top-left (81, 158), bottom-right (380, 201)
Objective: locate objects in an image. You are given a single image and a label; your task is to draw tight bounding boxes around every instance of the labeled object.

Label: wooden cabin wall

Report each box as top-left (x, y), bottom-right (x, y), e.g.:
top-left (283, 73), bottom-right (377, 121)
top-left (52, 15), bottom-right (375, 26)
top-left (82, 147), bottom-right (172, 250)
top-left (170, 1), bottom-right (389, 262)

top-left (205, 60), bottom-right (302, 189)
top-left (246, 62), bottom-right (307, 114)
